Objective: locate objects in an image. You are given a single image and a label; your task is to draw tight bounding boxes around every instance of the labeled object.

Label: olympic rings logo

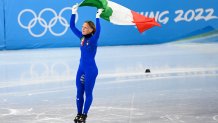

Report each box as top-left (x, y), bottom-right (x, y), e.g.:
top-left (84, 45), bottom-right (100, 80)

top-left (18, 7), bottom-right (78, 37)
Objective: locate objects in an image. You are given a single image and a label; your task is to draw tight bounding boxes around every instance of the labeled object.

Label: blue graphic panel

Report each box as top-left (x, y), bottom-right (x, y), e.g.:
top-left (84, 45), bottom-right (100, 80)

top-left (4, 0), bottom-right (79, 50)
top-left (101, 0), bottom-right (218, 45)
top-left (0, 0), bottom-right (4, 50)
top-left (3, 0), bottom-right (218, 49)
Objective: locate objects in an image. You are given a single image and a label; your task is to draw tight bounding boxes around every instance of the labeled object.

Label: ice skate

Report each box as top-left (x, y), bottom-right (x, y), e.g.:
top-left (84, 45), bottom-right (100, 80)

top-left (78, 114), bottom-right (87, 123)
top-left (74, 114), bottom-right (82, 123)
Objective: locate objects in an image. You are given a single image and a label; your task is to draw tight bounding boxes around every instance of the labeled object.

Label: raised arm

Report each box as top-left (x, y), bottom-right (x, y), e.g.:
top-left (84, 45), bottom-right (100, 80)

top-left (70, 4), bottom-right (82, 39)
top-left (91, 9), bottom-right (103, 43)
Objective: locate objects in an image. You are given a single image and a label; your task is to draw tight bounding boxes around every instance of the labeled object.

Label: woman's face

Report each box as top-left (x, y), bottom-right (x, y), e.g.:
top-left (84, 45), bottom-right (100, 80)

top-left (82, 23), bottom-right (93, 35)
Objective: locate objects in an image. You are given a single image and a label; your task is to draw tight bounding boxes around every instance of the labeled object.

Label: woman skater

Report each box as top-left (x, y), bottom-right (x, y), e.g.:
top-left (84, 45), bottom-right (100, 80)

top-left (70, 3), bottom-right (103, 123)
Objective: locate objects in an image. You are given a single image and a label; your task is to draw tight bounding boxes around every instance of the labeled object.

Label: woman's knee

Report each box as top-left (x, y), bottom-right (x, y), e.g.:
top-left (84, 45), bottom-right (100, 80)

top-left (85, 91), bottom-right (93, 99)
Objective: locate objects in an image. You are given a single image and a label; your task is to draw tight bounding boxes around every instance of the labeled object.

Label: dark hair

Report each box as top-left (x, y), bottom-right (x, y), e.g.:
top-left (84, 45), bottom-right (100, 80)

top-left (85, 20), bottom-right (96, 34)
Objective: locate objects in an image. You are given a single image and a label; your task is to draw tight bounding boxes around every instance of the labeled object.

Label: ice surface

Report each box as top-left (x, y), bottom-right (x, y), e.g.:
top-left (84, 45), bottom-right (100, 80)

top-left (0, 41), bottom-right (218, 123)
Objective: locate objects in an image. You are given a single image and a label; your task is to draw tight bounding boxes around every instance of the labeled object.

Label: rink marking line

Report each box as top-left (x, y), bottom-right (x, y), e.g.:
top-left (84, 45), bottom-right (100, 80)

top-left (160, 114), bottom-right (186, 123)
top-left (0, 78), bottom-right (74, 88)
top-left (98, 73), bottom-right (218, 85)
top-left (0, 87), bottom-right (71, 97)
top-left (0, 107), bottom-right (75, 123)
top-left (92, 106), bottom-right (137, 111)
top-left (0, 108), bottom-right (33, 117)
top-left (128, 93), bottom-right (135, 123)
top-left (213, 115), bottom-right (218, 121)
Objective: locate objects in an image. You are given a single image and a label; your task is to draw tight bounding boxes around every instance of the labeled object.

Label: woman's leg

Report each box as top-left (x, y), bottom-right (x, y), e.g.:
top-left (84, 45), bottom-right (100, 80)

top-left (83, 67), bottom-right (98, 114)
top-left (76, 67), bottom-right (85, 114)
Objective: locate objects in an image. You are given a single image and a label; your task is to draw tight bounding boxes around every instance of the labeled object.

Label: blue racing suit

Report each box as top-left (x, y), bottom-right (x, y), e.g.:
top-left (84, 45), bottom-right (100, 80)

top-left (70, 14), bottom-right (100, 114)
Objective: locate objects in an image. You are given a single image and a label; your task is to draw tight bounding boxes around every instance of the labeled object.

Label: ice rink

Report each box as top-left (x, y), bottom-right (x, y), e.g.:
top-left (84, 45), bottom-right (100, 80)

top-left (1, 35), bottom-right (218, 123)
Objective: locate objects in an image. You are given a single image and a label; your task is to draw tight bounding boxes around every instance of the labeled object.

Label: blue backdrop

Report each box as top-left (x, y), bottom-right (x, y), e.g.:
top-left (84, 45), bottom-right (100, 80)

top-left (0, 0), bottom-right (218, 50)
top-left (0, 0), bottom-right (4, 49)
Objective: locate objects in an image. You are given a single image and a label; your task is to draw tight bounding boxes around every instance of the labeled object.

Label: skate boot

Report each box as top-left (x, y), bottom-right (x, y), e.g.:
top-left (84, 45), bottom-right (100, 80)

top-left (74, 114), bottom-right (82, 123)
top-left (78, 114), bottom-right (87, 123)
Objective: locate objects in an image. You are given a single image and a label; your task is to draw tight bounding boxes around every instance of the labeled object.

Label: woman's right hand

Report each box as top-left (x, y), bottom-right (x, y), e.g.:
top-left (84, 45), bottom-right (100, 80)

top-left (72, 3), bottom-right (79, 14)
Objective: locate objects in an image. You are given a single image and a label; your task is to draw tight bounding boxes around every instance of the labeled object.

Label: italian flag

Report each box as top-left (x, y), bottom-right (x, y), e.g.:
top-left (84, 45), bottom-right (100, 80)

top-left (79, 0), bottom-right (161, 33)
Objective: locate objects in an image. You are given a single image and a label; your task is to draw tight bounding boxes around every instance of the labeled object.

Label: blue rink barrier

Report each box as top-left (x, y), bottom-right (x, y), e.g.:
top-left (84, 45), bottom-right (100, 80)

top-left (0, 0), bottom-right (218, 50)
top-left (0, 0), bottom-right (4, 49)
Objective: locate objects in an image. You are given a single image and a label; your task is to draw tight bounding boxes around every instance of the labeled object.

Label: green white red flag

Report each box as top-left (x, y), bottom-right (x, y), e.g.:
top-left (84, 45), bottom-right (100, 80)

top-left (79, 0), bottom-right (161, 33)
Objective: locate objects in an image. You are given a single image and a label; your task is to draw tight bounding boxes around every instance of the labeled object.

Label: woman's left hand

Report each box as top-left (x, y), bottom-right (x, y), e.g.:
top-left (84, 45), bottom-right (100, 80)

top-left (96, 9), bottom-right (103, 18)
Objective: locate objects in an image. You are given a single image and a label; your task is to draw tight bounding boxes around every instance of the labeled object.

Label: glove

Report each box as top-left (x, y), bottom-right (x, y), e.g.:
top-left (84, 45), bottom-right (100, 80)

top-left (72, 3), bottom-right (79, 14)
top-left (96, 9), bottom-right (103, 18)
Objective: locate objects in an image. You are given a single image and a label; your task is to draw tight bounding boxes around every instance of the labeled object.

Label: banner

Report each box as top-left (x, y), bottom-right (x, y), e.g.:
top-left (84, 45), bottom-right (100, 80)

top-left (4, 0), bottom-right (78, 50)
top-left (0, 0), bottom-right (4, 49)
top-left (99, 0), bottom-right (218, 44)
top-left (2, 0), bottom-right (218, 50)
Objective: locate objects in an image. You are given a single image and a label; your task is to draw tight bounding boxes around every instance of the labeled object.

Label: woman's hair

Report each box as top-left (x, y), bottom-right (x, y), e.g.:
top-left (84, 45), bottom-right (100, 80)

top-left (85, 20), bottom-right (96, 34)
